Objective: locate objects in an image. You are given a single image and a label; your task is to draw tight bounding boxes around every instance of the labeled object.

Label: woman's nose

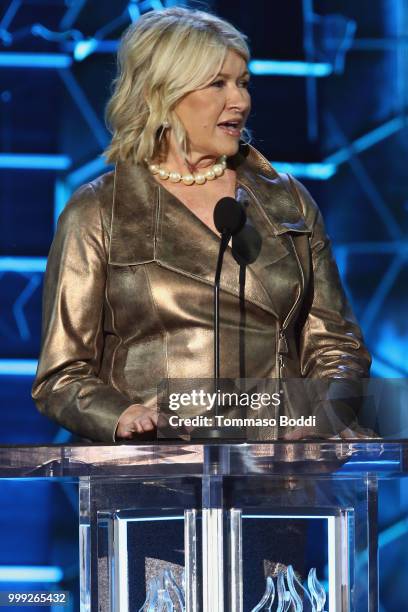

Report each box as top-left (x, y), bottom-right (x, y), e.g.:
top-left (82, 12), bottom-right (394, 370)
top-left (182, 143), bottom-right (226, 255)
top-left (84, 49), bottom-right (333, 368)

top-left (226, 85), bottom-right (250, 112)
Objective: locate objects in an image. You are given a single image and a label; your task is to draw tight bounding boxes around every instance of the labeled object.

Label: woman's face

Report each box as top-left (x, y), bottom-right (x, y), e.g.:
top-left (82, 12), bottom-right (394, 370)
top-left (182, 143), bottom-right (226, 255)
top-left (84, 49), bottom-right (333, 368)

top-left (174, 50), bottom-right (251, 161)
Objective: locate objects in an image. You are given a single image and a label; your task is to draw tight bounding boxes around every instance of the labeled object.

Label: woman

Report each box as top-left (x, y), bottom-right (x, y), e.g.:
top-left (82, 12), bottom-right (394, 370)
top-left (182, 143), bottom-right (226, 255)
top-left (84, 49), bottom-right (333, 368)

top-left (32, 7), bottom-right (371, 442)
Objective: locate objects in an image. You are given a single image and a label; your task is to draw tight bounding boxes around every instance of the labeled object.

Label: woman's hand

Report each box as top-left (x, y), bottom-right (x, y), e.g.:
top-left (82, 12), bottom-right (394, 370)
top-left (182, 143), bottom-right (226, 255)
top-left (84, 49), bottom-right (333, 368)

top-left (115, 403), bottom-right (158, 440)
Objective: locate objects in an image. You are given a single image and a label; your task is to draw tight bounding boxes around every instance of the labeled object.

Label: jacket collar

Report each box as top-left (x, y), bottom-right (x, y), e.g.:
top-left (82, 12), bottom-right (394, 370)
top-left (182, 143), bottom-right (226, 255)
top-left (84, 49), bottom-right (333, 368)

top-left (109, 144), bottom-right (310, 260)
top-left (234, 143), bottom-right (311, 235)
top-left (108, 144), bottom-right (311, 316)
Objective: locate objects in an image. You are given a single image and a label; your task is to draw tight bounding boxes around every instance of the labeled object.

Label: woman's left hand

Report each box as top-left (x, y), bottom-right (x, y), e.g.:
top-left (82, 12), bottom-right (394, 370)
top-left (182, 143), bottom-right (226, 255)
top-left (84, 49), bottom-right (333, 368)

top-left (115, 403), bottom-right (158, 439)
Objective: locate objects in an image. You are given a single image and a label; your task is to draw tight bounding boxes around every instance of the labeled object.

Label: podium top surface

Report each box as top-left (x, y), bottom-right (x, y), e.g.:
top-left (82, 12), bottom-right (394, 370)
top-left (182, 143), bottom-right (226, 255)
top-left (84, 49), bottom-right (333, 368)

top-left (0, 441), bottom-right (407, 478)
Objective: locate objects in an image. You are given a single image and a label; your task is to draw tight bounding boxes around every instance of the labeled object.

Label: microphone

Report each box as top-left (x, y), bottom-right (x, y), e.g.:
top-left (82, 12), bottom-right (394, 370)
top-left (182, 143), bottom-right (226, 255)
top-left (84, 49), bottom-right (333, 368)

top-left (193, 197), bottom-right (247, 441)
top-left (213, 196), bottom-right (247, 237)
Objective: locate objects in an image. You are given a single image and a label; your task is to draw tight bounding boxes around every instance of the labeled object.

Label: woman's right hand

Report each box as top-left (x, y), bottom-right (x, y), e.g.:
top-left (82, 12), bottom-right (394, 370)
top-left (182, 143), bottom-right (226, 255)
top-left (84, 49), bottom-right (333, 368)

top-left (115, 403), bottom-right (158, 440)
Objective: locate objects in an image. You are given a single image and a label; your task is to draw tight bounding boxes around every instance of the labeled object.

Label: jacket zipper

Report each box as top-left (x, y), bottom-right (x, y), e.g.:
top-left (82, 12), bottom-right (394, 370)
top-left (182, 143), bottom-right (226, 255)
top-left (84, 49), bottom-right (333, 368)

top-left (238, 180), bottom-right (283, 438)
top-left (237, 178), bottom-right (307, 440)
top-left (237, 181), bottom-right (305, 380)
top-left (278, 236), bottom-right (305, 380)
top-left (153, 186), bottom-right (161, 258)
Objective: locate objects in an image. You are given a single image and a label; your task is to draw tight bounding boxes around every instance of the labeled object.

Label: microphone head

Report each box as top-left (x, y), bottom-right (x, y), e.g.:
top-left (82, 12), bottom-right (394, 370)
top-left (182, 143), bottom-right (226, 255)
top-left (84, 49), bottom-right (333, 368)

top-left (213, 197), bottom-right (247, 236)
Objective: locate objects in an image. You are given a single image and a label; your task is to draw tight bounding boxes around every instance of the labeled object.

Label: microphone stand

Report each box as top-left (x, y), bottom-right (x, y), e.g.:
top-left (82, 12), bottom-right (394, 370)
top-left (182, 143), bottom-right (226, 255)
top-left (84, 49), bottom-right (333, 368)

top-left (202, 230), bottom-right (230, 440)
top-left (214, 231), bottom-right (230, 389)
top-left (192, 196), bottom-right (246, 441)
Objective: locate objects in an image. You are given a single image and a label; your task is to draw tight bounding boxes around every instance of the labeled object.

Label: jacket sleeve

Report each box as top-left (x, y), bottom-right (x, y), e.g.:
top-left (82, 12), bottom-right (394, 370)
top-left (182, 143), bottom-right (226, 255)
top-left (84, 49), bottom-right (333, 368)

top-left (31, 183), bottom-right (132, 442)
top-left (289, 175), bottom-right (371, 380)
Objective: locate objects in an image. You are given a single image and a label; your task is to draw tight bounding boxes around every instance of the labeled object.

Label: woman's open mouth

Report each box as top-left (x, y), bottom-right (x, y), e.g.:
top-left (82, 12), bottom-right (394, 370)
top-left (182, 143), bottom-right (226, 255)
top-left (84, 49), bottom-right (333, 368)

top-left (217, 121), bottom-right (242, 137)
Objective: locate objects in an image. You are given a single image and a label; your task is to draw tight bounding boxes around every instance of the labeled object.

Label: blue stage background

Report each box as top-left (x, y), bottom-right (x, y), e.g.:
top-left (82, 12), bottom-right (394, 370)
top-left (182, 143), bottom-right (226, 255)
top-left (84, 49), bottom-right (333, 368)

top-left (0, 0), bottom-right (407, 610)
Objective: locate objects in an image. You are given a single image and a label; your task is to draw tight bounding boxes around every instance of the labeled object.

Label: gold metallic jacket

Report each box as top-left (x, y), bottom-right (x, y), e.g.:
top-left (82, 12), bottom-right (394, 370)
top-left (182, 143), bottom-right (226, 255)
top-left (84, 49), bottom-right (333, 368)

top-left (32, 144), bottom-right (371, 442)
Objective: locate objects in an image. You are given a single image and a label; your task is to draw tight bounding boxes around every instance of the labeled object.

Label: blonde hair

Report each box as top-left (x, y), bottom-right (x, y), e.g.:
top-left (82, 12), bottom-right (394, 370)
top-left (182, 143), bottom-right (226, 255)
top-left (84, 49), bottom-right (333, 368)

top-left (104, 7), bottom-right (250, 164)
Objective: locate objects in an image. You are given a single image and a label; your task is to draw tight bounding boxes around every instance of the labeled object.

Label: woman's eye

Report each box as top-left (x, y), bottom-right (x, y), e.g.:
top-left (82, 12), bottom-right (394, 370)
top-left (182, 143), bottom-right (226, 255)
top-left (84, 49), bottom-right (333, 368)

top-left (211, 79), bottom-right (250, 89)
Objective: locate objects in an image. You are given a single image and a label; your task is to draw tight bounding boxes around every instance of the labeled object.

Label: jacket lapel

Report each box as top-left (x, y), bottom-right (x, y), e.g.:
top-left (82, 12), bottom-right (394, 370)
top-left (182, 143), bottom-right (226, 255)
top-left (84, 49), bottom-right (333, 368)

top-left (156, 184), bottom-right (277, 314)
top-left (109, 145), bottom-right (311, 318)
top-left (235, 144), bottom-right (312, 235)
top-left (232, 146), bottom-right (312, 317)
top-left (109, 161), bottom-right (157, 265)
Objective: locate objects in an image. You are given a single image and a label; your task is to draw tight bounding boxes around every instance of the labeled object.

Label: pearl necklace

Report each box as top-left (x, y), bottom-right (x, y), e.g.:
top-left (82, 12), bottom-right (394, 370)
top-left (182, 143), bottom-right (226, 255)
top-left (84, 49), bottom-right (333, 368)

top-left (147, 155), bottom-right (227, 185)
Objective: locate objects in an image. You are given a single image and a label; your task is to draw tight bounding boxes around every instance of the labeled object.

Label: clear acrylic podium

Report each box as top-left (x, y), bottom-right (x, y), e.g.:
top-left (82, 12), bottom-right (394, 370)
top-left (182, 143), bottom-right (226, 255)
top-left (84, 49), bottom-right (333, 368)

top-left (1, 441), bottom-right (407, 611)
